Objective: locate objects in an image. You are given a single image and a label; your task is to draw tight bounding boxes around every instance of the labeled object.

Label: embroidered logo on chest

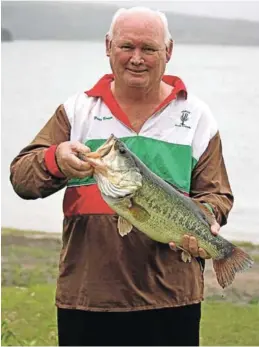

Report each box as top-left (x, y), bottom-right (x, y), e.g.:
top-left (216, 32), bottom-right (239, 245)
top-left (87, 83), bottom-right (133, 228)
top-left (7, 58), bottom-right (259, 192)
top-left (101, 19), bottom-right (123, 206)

top-left (175, 110), bottom-right (191, 129)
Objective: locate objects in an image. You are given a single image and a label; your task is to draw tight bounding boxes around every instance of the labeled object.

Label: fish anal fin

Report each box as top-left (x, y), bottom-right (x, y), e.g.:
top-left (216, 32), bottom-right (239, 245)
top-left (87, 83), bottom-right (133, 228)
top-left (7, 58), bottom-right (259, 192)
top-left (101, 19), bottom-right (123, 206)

top-left (213, 247), bottom-right (254, 288)
top-left (118, 216), bottom-right (133, 237)
top-left (176, 245), bottom-right (192, 263)
top-left (181, 250), bottom-right (192, 263)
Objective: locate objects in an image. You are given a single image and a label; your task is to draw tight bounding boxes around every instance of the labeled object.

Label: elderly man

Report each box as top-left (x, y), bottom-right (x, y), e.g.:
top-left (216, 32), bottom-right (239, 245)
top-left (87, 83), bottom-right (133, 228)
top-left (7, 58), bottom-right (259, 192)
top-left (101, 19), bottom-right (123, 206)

top-left (10, 6), bottom-right (233, 347)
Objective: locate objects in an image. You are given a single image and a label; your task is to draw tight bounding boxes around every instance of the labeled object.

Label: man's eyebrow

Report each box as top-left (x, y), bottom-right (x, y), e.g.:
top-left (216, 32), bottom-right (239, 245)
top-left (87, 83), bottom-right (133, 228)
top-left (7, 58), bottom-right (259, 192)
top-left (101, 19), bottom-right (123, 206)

top-left (143, 43), bottom-right (159, 47)
top-left (116, 39), bottom-right (133, 43)
top-left (117, 40), bottom-right (160, 47)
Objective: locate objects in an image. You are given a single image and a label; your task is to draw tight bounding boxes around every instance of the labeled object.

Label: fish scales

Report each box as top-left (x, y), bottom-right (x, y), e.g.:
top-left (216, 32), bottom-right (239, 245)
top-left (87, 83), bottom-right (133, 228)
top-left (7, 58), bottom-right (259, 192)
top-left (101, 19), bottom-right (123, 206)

top-left (83, 134), bottom-right (254, 288)
top-left (113, 176), bottom-right (220, 258)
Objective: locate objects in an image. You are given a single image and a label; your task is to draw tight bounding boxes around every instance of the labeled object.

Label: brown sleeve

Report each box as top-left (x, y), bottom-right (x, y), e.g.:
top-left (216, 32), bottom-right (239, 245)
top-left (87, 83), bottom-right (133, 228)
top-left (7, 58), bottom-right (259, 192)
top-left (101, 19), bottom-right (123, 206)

top-left (10, 105), bottom-right (70, 199)
top-left (190, 131), bottom-right (234, 226)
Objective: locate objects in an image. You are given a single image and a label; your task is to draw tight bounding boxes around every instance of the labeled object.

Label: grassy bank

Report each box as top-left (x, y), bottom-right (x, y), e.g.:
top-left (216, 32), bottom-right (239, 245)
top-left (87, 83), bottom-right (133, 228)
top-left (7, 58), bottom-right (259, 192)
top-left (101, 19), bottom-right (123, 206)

top-left (2, 284), bottom-right (259, 346)
top-left (1, 227), bottom-right (259, 346)
top-left (2, 285), bottom-right (57, 346)
top-left (2, 227), bottom-right (61, 287)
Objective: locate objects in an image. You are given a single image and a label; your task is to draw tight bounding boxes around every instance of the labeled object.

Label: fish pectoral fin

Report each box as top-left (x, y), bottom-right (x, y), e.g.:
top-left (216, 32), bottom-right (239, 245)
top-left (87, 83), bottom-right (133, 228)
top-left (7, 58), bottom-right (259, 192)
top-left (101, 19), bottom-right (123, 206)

top-left (118, 216), bottom-right (133, 237)
top-left (129, 202), bottom-right (150, 223)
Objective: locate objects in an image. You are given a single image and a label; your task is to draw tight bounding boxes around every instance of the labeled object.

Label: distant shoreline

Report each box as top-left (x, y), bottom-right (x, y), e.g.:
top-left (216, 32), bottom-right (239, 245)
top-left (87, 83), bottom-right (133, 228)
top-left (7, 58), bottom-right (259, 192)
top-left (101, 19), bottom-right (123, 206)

top-left (2, 1), bottom-right (259, 46)
top-left (2, 226), bottom-right (259, 246)
top-left (2, 39), bottom-right (259, 50)
top-left (1, 28), bottom-right (13, 42)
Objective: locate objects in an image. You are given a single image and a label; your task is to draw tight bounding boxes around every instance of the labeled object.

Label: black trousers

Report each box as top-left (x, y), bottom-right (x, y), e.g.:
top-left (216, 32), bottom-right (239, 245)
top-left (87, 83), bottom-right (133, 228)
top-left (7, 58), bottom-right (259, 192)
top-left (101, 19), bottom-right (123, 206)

top-left (57, 303), bottom-right (201, 346)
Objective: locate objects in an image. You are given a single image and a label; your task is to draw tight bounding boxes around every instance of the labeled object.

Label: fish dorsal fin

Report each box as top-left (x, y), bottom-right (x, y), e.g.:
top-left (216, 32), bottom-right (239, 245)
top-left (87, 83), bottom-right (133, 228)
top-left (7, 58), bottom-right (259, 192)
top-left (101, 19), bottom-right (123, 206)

top-left (118, 216), bottom-right (133, 237)
top-left (193, 200), bottom-right (216, 225)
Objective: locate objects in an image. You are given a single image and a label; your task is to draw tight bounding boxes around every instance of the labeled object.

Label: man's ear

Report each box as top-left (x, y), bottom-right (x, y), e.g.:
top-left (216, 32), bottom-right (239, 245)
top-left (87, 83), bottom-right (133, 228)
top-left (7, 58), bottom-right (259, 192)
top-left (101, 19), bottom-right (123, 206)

top-left (106, 34), bottom-right (111, 57)
top-left (166, 39), bottom-right (173, 63)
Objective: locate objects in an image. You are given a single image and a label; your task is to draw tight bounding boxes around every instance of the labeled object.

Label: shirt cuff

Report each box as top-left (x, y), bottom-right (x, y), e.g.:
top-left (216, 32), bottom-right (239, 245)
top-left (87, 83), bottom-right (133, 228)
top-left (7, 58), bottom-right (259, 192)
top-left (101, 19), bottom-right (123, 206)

top-left (44, 145), bottom-right (66, 178)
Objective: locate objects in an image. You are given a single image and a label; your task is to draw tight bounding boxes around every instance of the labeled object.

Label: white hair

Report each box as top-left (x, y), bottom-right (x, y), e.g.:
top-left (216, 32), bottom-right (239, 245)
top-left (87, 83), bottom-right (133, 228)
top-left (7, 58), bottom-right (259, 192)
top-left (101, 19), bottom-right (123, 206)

top-left (107, 7), bottom-right (172, 47)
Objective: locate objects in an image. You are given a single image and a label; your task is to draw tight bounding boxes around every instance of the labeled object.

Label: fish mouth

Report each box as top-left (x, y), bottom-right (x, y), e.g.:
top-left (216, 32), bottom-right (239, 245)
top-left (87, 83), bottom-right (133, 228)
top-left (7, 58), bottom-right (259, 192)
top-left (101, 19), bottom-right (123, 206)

top-left (96, 134), bottom-right (118, 158)
top-left (82, 134), bottom-right (118, 174)
top-left (82, 134), bottom-right (142, 198)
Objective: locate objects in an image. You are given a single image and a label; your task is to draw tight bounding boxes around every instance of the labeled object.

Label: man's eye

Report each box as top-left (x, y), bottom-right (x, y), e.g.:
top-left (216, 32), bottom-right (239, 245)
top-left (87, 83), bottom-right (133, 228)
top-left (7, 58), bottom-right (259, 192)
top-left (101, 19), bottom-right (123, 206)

top-left (144, 47), bottom-right (156, 52)
top-left (121, 45), bottom-right (132, 50)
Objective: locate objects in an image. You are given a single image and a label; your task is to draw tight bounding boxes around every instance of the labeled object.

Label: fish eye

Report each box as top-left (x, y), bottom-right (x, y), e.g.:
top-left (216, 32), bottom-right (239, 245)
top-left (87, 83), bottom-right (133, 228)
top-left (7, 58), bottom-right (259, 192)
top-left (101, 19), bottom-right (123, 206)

top-left (118, 146), bottom-right (126, 154)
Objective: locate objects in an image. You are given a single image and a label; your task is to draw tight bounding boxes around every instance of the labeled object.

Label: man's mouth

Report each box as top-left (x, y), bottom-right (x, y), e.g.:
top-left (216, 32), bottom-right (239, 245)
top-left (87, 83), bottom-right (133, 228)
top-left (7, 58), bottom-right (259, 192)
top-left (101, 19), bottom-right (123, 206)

top-left (126, 68), bottom-right (147, 74)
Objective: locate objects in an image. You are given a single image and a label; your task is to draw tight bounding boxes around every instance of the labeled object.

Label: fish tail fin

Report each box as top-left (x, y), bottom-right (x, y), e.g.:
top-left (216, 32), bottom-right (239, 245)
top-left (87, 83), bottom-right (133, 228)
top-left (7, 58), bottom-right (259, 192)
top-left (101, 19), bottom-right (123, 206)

top-left (212, 247), bottom-right (254, 288)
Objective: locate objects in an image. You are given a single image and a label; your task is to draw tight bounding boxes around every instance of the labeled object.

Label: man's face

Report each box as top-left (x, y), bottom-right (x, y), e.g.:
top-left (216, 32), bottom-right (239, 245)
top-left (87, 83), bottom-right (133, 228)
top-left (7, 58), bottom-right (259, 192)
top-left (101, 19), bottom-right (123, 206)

top-left (106, 13), bottom-right (172, 89)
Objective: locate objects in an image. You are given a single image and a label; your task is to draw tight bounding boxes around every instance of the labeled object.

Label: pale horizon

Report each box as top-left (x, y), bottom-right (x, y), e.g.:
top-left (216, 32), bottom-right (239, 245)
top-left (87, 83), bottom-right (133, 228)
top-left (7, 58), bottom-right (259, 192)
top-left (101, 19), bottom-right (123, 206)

top-left (2, 0), bottom-right (259, 22)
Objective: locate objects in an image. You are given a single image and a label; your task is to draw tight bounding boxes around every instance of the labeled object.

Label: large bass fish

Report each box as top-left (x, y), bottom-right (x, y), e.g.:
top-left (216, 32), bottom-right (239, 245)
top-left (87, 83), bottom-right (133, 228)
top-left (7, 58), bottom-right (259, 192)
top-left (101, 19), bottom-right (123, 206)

top-left (83, 134), bottom-right (253, 288)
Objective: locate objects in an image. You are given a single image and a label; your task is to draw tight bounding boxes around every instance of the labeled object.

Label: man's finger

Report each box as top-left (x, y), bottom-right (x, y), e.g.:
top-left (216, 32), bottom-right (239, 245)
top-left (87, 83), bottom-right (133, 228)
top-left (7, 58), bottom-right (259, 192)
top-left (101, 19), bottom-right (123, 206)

top-left (182, 235), bottom-right (190, 251)
top-left (71, 141), bottom-right (92, 155)
top-left (211, 223), bottom-right (220, 235)
top-left (169, 242), bottom-right (177, 251)
top-left (189, 236), bottom-right (199, 257)
top-left (76, 168), bottom-right (94, 178)
top-left (198, 248), bottom-right (211, 259)
top-left (66, 154), bottom-right (94, 172)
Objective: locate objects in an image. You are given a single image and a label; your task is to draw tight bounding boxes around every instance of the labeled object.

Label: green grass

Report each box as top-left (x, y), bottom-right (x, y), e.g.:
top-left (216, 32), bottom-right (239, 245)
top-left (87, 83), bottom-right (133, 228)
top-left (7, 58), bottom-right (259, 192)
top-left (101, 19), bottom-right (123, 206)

top-left (1, 227), bottom-right (259, 346)
top-left (232, 240), bottom-right (259, 250)
top-left (1, 229), bottom-right (61, 287)
top-left (2, 285), bottom-right (57, 346)
top-left (201, 301), bottom-right (259, 346)
top-left (2, 285), bottom-right (259, 346)
top-left (1, 227), bottom-right (60, 239)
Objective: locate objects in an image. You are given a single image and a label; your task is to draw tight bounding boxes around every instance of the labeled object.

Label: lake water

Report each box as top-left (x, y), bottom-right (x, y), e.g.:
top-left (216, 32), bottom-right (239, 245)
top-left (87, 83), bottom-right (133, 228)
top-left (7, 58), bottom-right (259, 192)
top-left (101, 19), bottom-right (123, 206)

top-left (1, 41), bottom-right (259, 242)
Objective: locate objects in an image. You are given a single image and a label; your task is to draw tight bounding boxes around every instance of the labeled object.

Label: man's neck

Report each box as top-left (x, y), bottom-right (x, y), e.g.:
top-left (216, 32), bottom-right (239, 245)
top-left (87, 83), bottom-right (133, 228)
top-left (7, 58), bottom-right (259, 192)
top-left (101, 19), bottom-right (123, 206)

top-left (111, 81), bottom-right (172, 105)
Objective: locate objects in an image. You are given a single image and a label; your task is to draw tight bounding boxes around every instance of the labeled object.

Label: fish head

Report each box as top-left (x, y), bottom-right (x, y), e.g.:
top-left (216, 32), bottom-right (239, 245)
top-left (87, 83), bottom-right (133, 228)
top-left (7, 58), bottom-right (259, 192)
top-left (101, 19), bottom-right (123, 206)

top-left (84, 135), bottom-right (142, 198)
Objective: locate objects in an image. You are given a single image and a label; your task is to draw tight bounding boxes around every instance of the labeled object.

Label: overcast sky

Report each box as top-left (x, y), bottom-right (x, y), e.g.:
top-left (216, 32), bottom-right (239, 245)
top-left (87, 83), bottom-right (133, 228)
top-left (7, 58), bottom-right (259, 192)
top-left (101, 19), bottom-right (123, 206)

top-left (105, 1), bottom-right (259, 22)
top-left (3, 0), bottom-right (259, 22)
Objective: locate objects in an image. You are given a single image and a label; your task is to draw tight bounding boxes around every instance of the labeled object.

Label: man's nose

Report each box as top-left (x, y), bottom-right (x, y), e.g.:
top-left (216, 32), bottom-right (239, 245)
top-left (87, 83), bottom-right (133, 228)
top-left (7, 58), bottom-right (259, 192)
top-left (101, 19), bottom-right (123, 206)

top-left (130, 49), bottom-right (144, 65)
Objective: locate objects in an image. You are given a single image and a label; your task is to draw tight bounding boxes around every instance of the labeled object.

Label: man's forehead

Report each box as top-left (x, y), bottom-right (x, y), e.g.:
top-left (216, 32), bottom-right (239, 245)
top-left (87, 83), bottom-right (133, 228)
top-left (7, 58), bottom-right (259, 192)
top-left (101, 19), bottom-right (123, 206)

top-left (112, 22), bottom-right (164, 44)
top-left (113, 36), bottom-right (162, 48)
top-left (113, 14), bottom-right (164, 37)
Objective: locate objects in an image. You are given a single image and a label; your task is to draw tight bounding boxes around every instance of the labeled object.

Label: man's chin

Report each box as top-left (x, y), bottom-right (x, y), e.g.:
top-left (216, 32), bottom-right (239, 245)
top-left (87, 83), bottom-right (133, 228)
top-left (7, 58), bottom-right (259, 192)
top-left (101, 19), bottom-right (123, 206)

top-left (125, 77), bottom-right (149, 88)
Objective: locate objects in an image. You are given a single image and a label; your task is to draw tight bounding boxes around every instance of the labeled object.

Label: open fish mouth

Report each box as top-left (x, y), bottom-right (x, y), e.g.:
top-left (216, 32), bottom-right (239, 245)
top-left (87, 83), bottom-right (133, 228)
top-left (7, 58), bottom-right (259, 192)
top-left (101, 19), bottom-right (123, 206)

top-left (95, 134), bottom-right (117, 158)
top-left (80, 134), bottom-right (142, 198)
top-left (80, 135), bottom-right (118, 174)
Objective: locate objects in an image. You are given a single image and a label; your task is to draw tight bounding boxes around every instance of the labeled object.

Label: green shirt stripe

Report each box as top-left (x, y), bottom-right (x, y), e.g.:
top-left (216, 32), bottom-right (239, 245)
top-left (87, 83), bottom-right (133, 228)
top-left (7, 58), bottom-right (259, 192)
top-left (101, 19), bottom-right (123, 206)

top-left (68, 136), bottom-right (197, 193)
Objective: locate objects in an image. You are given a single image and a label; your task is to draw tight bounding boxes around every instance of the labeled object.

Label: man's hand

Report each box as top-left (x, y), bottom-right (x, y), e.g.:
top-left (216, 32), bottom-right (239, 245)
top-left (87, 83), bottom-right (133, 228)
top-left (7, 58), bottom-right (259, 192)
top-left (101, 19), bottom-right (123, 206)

top-left (55, 141), bottom-right (94, 179)
top-left (169, 221), bottom-right (220, 259)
